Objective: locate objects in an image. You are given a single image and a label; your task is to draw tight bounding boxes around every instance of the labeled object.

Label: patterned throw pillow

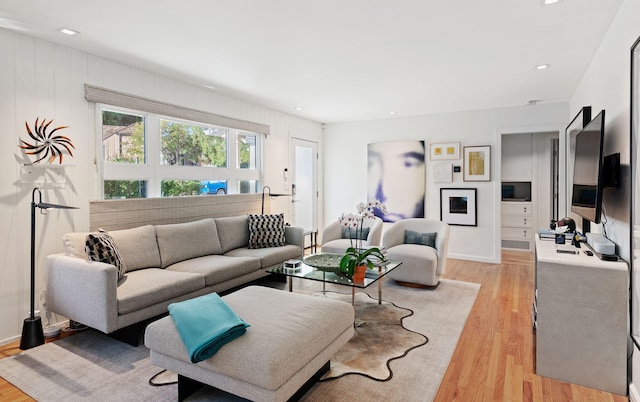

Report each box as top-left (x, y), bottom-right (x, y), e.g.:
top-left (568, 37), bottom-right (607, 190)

top-left (404, 230), bottom-right (437, 249)
top-left (341, 226), bottom-right (370, 241)
top-left (248, 213), bottom-right (286, 249)
top-left (85, 230), bottom-right (127, 280)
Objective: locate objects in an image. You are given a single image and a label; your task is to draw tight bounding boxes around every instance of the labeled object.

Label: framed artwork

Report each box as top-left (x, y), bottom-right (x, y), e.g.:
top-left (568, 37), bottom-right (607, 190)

top-left (367, 140), bottom-right (425, 222)
top-left (440, 188), bottom-right (477, 226)
top-left (430, 142), bottom-right (460, 160)
top-left (463, 145), bottom-right (491, 181)
top-left (433, 162), bottom-right (453, 183)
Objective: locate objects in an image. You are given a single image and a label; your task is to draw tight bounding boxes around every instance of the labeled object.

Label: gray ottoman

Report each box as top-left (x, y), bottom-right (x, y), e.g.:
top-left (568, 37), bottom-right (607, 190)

top-left (144, 286), bottom-right (354, 402)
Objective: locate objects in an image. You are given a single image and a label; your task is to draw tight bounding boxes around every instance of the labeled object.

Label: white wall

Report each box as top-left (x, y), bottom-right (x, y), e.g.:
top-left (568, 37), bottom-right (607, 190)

top-left (567, 0), bottom-right (640, 396)
top-left (0, 28), bottom-right (322, 344)
top-left (323, 103), bottom-right (568, 263)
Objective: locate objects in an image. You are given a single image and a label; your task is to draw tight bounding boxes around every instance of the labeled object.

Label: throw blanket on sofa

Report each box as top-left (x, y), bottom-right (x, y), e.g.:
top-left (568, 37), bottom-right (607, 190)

top-left (168, 293), bottom-right (250, 363)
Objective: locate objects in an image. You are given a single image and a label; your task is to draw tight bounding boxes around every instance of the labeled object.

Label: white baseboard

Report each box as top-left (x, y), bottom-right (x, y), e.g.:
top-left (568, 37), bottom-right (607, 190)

top-left (448, 252), bottom-right (500, 264)
top-left (630, 383), bottom-right (640, 402)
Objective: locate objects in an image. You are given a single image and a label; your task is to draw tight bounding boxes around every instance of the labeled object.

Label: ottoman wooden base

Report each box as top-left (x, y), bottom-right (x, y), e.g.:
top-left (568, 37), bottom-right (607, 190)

top-left (177, 361), bottom-right (329, 401)
top-left (145, 286), bottom-right (354, 402)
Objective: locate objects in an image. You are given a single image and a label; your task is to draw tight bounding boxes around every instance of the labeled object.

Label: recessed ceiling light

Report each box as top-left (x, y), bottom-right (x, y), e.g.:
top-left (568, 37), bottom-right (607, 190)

top-left (536, 64), bottom-right (550, 70)
top-left (294, 107), bottom-right (304, 111)
top-left (543, 0), bottom-right (561, 5)
top-left (59, 27), bottom-right (78, 36)
top-left (389, 111), bottom-right (397, 115)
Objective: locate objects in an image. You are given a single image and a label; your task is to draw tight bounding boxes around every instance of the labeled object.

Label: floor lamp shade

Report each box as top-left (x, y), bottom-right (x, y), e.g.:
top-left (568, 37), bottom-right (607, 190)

top-left (20, 188), bottom-right (77, 350)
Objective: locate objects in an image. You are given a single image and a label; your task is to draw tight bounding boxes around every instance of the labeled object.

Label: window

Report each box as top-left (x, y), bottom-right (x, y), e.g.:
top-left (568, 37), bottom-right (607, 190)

top-left (102, 110), bottom-right (145, 164)
top-left (104, 180), bottom-right (147, 199)
top-left (100, 106), bottom-right (261, 199)
top-left (237, 133), bottom-right (256, 169)
top-left (160, 119), bottom-right (227, 167)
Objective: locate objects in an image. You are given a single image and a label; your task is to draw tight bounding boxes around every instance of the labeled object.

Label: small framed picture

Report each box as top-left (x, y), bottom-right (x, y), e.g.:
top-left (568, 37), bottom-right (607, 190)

top-left (433, 162), bottom-right (453, 183)
top-left (440, 188), bottom-right (477, 226)
top-left (430, 142), bottom-right (460, 160)
top-left (463, 145), bottom-right (491, 181)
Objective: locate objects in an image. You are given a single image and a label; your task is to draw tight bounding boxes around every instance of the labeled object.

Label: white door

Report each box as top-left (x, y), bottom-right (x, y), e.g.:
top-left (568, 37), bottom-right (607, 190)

top-left (291, 139), bottom-right (318, 238)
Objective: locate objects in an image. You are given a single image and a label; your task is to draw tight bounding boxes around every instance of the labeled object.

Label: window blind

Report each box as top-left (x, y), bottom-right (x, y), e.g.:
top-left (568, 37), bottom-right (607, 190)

top-left (84, 84), bottom-right (270, 135)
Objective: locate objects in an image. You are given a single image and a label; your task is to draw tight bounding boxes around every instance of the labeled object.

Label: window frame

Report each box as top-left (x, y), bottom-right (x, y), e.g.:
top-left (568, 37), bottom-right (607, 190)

top-left (97, 104), bottom-right (263, 199)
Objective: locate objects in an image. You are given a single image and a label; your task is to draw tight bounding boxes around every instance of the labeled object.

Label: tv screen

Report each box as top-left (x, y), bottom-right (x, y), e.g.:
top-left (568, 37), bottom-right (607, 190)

top-left (570, 110), bottom-right (605, 225)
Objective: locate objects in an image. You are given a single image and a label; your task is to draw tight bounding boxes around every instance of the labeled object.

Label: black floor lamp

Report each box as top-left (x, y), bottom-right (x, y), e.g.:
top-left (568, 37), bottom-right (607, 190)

top-left (20, 187), bottom-right (77, 350)
top-left (261, 185), bottom-right (292, 214)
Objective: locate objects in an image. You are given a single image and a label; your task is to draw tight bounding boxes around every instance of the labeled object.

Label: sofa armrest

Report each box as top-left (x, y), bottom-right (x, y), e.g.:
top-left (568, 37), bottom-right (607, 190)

top-left (46, 254), bottom-right (119, 333)
top-left (285, 226), bottom-right (304, 251)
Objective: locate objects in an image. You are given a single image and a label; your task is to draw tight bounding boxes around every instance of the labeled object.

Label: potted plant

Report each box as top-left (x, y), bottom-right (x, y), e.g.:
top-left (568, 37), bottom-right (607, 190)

top-left (338, 200), bottom-right (388, 282)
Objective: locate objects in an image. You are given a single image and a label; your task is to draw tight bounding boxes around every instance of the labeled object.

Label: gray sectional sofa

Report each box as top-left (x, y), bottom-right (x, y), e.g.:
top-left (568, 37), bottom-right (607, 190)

top-left (46, 215), bottom-right (304, 338)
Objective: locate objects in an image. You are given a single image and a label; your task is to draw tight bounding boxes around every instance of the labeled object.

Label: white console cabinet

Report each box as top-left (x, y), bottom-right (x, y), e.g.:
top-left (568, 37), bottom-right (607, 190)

top-left (534, 236), bottom-right (628, 395)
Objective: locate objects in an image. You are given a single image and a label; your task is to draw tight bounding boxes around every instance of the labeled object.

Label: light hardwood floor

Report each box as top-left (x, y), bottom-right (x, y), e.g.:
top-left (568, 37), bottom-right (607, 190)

top-left (0, 250), bottom-right (629, 401)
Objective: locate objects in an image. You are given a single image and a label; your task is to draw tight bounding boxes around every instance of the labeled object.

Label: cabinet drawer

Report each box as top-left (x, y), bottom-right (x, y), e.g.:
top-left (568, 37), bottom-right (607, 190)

top-left (501, 202), bottom-right (532, 216)
top-left (501, 214), bottom-right (533, 228)
top-left (501, 226), bottom-right (533, 240)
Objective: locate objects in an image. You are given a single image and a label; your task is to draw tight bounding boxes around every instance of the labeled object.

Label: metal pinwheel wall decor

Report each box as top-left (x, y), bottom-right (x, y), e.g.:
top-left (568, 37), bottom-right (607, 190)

top-left (18, 117), bottom-right (75, 164)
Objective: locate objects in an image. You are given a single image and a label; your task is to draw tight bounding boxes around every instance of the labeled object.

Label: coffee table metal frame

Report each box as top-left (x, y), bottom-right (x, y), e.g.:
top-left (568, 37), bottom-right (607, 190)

top-left (266, 253), bottom-right (402, 305)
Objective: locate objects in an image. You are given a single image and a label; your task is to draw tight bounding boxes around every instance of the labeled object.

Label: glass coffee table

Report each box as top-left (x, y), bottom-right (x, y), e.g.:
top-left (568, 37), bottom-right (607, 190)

top-left (266, 253), bottom-right (402, 305)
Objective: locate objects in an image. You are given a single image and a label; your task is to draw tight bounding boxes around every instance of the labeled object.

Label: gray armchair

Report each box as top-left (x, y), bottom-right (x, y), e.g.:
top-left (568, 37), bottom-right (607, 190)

top-left (321, 217), bottom-right (383, 254)
top-left (382, 218), bottom-right (449, 287)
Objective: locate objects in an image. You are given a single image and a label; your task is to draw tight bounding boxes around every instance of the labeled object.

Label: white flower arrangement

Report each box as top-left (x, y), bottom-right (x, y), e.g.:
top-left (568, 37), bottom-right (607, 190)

top-left (337, 199), bottom-right (388, 277)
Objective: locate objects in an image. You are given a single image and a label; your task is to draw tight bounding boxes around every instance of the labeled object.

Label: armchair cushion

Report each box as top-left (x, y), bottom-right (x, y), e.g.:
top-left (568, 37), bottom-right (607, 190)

top-left (404, 230), bottom-right (437, 248)
top-left (342, 226), bottom-right (370, 241)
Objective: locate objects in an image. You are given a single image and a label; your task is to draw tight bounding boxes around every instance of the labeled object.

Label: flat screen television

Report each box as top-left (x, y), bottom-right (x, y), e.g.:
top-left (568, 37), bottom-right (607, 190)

top-left (570, 110), bottom-right (605, 233)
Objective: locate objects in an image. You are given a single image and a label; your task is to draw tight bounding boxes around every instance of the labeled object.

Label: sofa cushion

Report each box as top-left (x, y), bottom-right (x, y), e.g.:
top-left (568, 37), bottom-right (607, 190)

top-left (155, 218), bottom-right (223, 268)
top-left (63, 226), bottom-right (162, 272)
top-left (215, 216), bottom-right (250, 253)
top-left (63, 232), bottom-right (90, 258)
top-left (116, 268), bottom-right (205, 315)
top-left (224, 244), bottom-right (301, 268)
top-left (404, 230), bottom-right (437, 248)
top-left (85, 231), bottom-right (126, 280)
top-left (248, 214), bottom-right (286, 249)
top-left (166, 255), bottom-right (261, 286)
top-left (107, 225), bottom-right (161, 271)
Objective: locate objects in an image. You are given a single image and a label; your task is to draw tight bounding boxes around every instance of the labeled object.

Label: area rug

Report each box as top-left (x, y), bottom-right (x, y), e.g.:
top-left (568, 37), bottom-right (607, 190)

top-left (0, 279), bottom-right (479, 402)
top-left (316, 291), bottom-right (427, 381)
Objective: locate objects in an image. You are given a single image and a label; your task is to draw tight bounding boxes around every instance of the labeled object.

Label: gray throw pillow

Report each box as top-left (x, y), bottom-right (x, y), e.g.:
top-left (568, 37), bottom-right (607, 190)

top-left (404, 230), bottom-right (437, 248)
top-left (342, 226), bottom-right (370, 241)
top-left (85, 230), bottom-right (127, 280)
top-left (248, 213), bottom-right (286, 249)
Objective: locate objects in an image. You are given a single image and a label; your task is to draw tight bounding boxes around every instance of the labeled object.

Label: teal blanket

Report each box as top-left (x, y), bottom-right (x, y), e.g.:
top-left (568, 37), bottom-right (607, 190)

top-left (168, 293), bottom-right (250, 363)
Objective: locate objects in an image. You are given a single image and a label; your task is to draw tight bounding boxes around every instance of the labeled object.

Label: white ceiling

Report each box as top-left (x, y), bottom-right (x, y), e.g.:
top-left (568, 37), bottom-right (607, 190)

top-left (0, 0), bottom-right (624, 123)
